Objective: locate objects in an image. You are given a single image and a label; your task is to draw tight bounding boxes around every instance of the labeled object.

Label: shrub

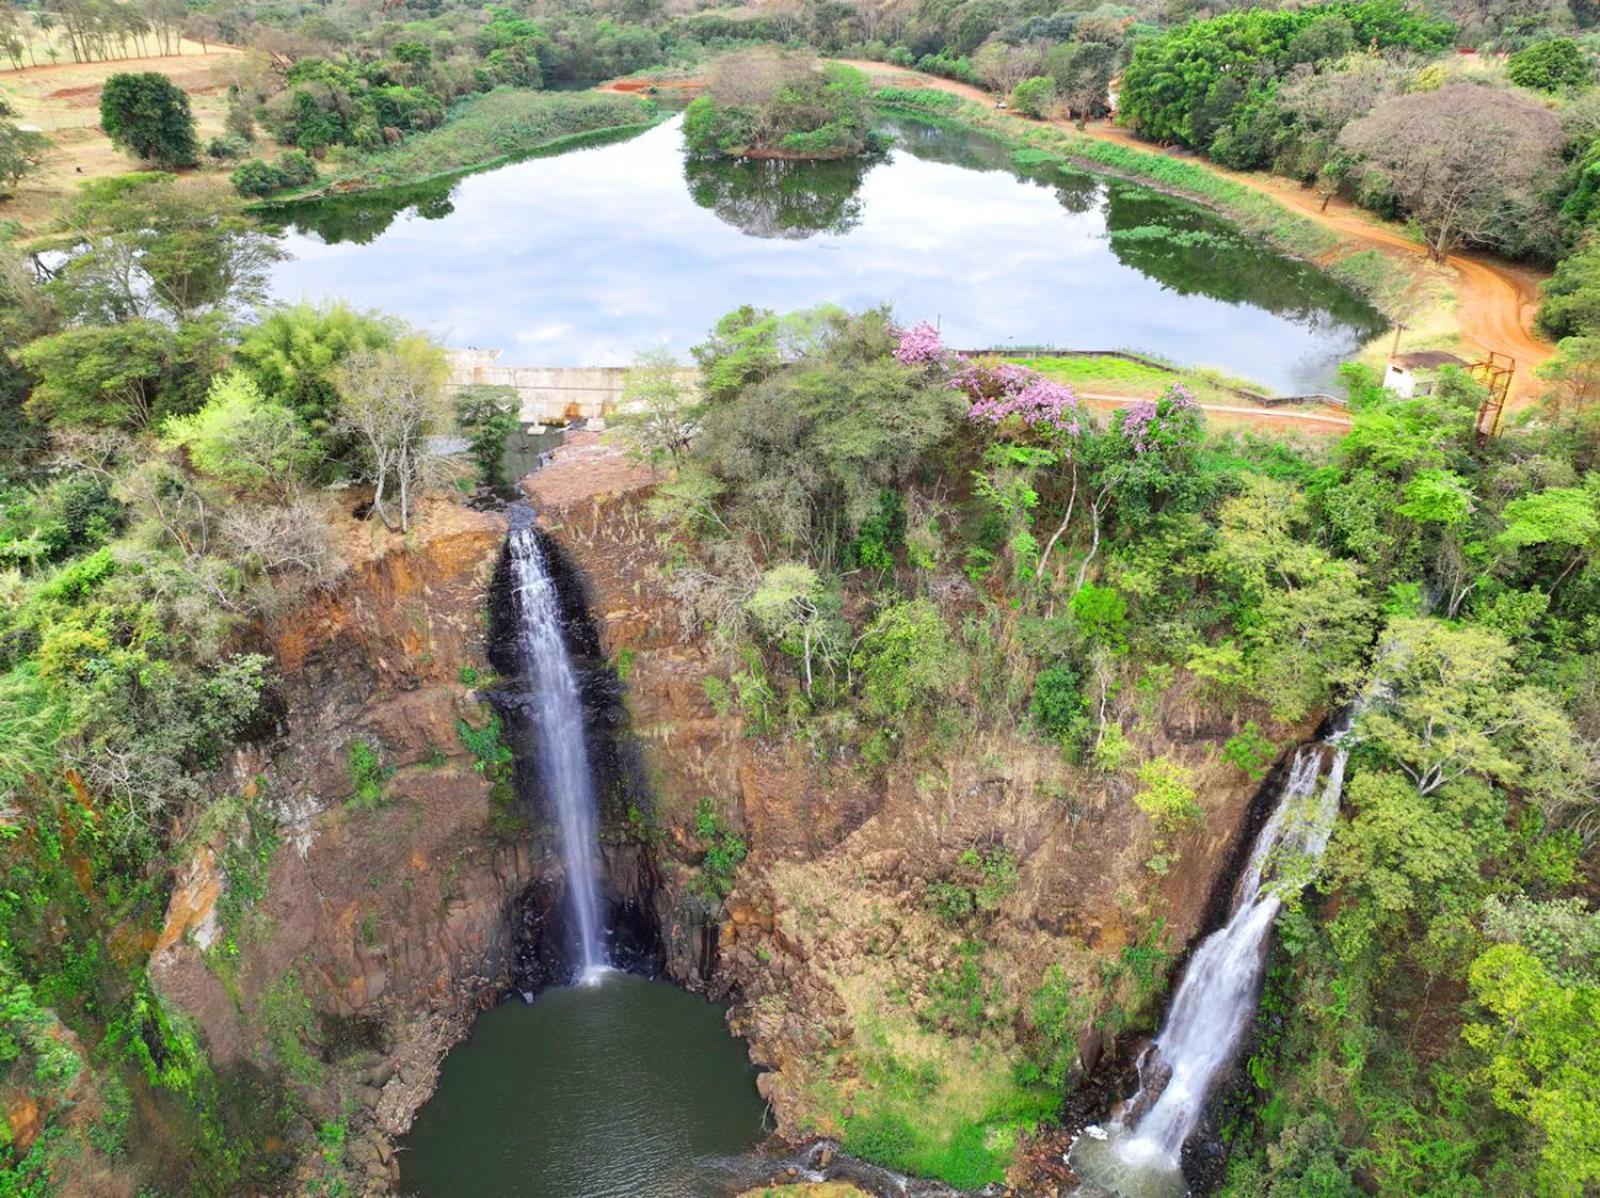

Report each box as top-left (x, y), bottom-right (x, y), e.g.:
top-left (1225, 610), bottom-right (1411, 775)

top-left (453, 384), bottom-right (520, 487)
top-left (277, 149), bottom-right (318, 187)
top-left (1133, 756), bottom-right (1202, 833)
top-left (1031, 662), bottom-right (1084, 738)
top-left (230, 158), bottom-right (286, 198)
top-left (206, 135), bottom-right (249, 161)
top-left (346, 739), bottom-right (392, 809)
top-left (230, 151), bottom-right (318, 198)
top-left (853, 599), bottom-right (954, 719)
top-left (1070, 583), bottom-right (1127, 650)
top-left (1010, 76), bottom-right (1057, 119)
top-left (926, 880), bottom-right (976, 924)
top-left (1222, 721), bottom-right (1276, 780)
top-left (694, 798), bottom-right (748, 899)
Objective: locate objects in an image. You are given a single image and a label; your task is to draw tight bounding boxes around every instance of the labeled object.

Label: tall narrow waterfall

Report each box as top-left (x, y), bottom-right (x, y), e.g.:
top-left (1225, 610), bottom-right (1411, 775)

top-left (1071, 718), bottom-right (1352, 1196)
top-left (507, 525), bottom-right (608, 981)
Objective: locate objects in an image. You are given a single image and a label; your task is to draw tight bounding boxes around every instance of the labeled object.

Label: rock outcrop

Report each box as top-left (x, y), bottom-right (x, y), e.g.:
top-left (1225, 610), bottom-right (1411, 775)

top-left (150, 499), bottom-right (543, 1191)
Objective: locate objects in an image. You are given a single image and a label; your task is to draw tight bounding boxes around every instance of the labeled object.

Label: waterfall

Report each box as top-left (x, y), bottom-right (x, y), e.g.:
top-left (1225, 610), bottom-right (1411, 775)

top-left (507, 525), bottom-right (609, 982)
top-left (1071, 717), bottom-right (1352, 1196)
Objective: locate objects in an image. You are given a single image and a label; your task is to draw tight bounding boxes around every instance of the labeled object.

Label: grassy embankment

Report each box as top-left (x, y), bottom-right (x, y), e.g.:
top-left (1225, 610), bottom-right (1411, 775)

top-left (1005, 353), bottom-right (1275, 403)
top-left (264, 88), bottom-right (667, 201)
top-left (870, 87), bottom-right (1418, 319)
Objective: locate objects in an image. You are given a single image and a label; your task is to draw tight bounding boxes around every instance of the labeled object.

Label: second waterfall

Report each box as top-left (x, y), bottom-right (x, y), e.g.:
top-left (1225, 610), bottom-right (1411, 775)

top-left (507, 523), bottom-right (609, 981)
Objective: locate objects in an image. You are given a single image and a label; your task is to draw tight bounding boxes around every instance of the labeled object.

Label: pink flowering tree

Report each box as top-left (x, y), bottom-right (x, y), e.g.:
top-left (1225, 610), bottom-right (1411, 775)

top-left (946, 352), bottom-right (1088, 584)
top-left (1115, 384), bottom-right (1202, 456)
top-left (893, 322), bottom-right (951, 367)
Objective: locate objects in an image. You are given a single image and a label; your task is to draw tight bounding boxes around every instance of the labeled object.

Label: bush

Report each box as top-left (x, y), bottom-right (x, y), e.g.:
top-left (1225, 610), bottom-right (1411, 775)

top-left (853, 599), bottom-right (954, 719)
top-left (277, 150), bottom-right (318, 187)
top-left (206, 135), bottom-right (249, 161)
top-left (1031, 662), bottom-right (1084, 739)
top-left (1133, 756), bottom-right (1202, 833)
top-left (346, 739), bottom-right (392, 809)
top-left (694, 798), bottom-right (748, 899)
top-left (1011, 76), bottom-right (1057, 119)
top-left (230, 151), bottom-right (319, 198)
top-left (453, 384), bottom-right (520, 487)
top-left (230, 158), bottom-right (284, 198)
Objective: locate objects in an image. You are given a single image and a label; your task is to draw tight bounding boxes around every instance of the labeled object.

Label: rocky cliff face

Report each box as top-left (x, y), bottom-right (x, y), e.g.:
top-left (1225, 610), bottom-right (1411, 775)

top-left (149, 499), bottom-right (547, 1190)
top-left (141, 448), bottom-right (1289, 1193)
top-left (532, 468), bottom-right (1286, 1174)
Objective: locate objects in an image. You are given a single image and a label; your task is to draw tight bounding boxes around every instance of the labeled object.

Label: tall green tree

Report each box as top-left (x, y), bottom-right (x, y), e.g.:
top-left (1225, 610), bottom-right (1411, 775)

top-left (99, 72), bottom-right (199, 168)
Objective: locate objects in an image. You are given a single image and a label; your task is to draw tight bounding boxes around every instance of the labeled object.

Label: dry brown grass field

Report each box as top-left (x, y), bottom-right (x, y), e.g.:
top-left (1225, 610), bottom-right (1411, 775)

top-left (2, 37), bottom-right (246, 232)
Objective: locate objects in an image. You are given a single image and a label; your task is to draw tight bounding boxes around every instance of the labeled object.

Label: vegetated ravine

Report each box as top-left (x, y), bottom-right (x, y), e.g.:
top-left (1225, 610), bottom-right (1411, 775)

top-left (399, 511), bottom-right (766, 1197)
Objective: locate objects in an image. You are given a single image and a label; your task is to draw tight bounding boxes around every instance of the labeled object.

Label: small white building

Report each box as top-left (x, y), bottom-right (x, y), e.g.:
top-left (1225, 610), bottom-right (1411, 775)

top-left (1382, 350), bottom-right (1470, 398)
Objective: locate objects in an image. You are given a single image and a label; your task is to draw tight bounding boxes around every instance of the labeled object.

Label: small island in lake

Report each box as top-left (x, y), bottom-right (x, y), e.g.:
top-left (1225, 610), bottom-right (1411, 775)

top-left (683, 50), bottom-right (875, 161)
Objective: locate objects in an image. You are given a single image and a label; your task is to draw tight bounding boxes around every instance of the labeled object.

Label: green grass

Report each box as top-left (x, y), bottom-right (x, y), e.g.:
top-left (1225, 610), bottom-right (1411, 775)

top-left (1004, 353), bottom-right (1278, 403)
top-left (268, 88), bottom-right (665, 200)
top-left (831, 1015), bottom-right (1057, 1188)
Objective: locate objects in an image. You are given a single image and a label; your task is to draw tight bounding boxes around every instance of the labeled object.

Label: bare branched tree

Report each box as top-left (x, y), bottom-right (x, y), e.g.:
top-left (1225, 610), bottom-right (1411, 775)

top-left (1338, 84), bottom-right (1565, 261)
top-left (334, 337), bottom-right (451, 533)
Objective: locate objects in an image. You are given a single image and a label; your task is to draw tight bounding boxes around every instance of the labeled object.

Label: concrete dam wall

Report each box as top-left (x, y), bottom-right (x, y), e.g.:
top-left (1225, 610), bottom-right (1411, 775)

top-left (447, 349), bottom-right (699, 424)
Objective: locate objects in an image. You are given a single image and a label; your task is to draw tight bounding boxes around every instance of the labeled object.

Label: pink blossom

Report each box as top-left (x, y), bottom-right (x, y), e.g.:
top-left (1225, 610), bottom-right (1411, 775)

top-left (1119, 384), bottom-right (1201, 453)
top-left (1120, 399), bottom-right (1159, 453)
top-left (894, 323), bottom-right (948, 365)
top-left (968, 377), bottom-right (1081, 436)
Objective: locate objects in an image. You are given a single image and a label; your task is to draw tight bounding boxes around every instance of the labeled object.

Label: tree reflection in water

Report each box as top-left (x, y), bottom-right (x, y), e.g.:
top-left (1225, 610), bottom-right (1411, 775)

top-left (683, 152), bottom-right (878, 240)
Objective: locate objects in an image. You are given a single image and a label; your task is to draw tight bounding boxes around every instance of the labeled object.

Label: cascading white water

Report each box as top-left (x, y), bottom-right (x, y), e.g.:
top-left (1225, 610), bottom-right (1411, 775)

top-left (507, 525), bottom-right (608, 982)
top-left (1071, 717), bottom-right (1352, 1196)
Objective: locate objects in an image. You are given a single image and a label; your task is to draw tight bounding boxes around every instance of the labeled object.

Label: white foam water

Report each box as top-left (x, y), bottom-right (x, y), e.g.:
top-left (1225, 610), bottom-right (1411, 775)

top-left (507, 525), bottom-right (609, 979)
top-left (1071, 716), bottom-right (1353, 1195)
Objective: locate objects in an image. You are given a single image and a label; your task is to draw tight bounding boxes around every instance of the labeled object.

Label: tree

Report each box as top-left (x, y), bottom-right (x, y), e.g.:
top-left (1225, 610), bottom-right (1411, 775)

top-left (1538, 237), bottom-right (1600, 341)
top-left (684, 51), bottom-right (872, 160)
top-left (99, 71), bottom-right (198, 168)
top-left (852, 598), bottom-right (954, 719)
top-left (693, 307), bottom-right (964, 559)
top-left (334, 337), bottom-right (451, 532)
top-left (182, 13), bottom-right (219, 53)
top-left (1010, 75), bottom-right (1057, 119)
top-left (973, 38), bottom-right (1043, 95)
top-left (1359, 617), bottom-right (1579, 798)
top-left (0, 123), bottom-right (51, 197)
top-left (453, 384), bottom-right (520, 489)
top-left (1535, 336), bottom-right (1600, 415)
top-left (1507, 37), bottom-right (1592, 93)
top-left (160, 371), bottom-right (314, 495)
top-left (1120, 3), bottom-right (1452, 157)
top-left (235, 302), bottom-right (400, 446)
top-left (20, 320), bottom-right (177, 430)
top-left (1465, 943), bottom-right (1600, 1195)
top-left (1045, 40), bottom-right (1115, 127)
top-left (1338, 85), bottom-right (1565, 260)
top-left (619, 349), bottom-right (697, 468)
top-left (744, 562), bottom-right (845, 694)
top-left (50, 176), bottom-right (282, 324)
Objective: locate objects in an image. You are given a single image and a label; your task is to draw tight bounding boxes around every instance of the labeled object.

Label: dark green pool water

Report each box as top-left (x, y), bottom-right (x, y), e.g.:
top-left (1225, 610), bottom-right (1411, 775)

top-left (398, 973), bottom-right (768, 1197)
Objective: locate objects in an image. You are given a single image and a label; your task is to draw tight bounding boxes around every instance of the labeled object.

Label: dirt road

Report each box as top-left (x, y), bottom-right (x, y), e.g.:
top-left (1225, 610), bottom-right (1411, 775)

top-left (838, 60), bottom-right (1553, 403)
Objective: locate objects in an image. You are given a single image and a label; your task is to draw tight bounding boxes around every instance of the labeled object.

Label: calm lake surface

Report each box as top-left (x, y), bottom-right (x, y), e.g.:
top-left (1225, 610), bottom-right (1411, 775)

top-left (399, 973), bottom-right (767, 1198)
top-left (267, 115), bottom-right (1385, 394)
